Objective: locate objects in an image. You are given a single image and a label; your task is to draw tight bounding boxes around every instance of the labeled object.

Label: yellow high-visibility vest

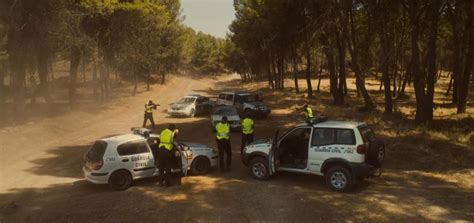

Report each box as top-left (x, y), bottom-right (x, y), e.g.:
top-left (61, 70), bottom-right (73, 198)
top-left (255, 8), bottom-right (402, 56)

top-left (304, 107), bottom-right (314, 119)
top-left (159, 129), bottom-right (174, 150)
top-left (216, 122), bottom-right (230, 140)
top-left (242, 118), bottom-right (254, 135)
top-left (145, 104), bottom-right (153, 113)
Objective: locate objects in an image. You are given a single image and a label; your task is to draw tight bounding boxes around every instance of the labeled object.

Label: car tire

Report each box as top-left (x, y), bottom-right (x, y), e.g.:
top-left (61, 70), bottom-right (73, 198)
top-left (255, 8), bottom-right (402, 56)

top-left (189, 109), bottom-right (196, 118)
top-left (249, 157), bottom-right (270, 180)
top-left (108, 170), bottom-right (132, 191)
top-left (367, 144), bottom-right (385, 168)
top-left (325, 166), bottom-right (354, 192)
top-left (191, 156), bottom-right (211, 175)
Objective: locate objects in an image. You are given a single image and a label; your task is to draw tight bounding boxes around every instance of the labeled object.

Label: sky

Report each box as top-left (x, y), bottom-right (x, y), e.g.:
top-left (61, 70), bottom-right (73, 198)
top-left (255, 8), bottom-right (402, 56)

top-left (181, 0), bottom-right (236, 38)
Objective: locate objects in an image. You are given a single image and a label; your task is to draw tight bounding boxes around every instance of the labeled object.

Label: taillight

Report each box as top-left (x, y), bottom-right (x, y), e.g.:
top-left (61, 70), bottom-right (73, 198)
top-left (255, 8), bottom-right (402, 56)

top-left (92, 160), bottom-right (104, 170)
top-left (357, 144), bottom-right (368, 154)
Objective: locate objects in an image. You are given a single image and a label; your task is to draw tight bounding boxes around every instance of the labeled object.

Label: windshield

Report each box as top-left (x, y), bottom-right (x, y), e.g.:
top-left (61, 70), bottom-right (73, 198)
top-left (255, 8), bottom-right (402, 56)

top-left (178, 97), bottom-right (196, 103)
top-left (237, 94), bottom-right (257, 103)
top-left (358, 125), bottom-right (377, 142)
top-left (86, 140), bottom-right (107, 162)
top-left (214, 107), bottom-right (238, 116)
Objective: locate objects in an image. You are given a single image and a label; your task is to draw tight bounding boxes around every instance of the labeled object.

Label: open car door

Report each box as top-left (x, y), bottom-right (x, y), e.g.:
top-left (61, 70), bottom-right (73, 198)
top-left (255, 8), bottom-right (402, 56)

top-left (268, 130), bottom-right (279, 176)
top-left (175, 143), bottom-right (189, 176)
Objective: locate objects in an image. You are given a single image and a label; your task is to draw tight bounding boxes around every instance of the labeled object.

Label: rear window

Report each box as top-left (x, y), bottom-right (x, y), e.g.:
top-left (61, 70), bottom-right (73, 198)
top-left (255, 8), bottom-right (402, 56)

top-left (225, 94), bottom-right (234, 101)
top-left (117, 141), bottom-right (149, 156)
top-left (311, 128), bottom-right (356, 146)
top-left (358, 125), bottom-right (376, 142)
top-left (86, 141), bottom-right (107, 162)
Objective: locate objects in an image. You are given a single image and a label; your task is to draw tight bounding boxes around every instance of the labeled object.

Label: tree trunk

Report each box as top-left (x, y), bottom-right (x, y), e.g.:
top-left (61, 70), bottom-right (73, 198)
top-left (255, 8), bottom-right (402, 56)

top-left (0, 62), bottom-right (6, 125)
top-left (317, 60), bottom-right (323, 92)
top-left (320, 34), bottom-right (337, 99)
top-left (132, 71), bottom-right (138, 96)
top-left (293, 57), bottom-right (299, 93)
top-left (305, 45), bottom-right (313, 98)
top-left (424, 0), bottom-right (442, 121)
top-left (446, 72), bottom-right (454, 96)
top-left (37, 46), bottom-right (52, 104)
top-left (457, 0), bottom-right (473, 113)
top-left (69, 47), bottom-right (81, 107)
top-left (335, 30), bottom-right (345, 105)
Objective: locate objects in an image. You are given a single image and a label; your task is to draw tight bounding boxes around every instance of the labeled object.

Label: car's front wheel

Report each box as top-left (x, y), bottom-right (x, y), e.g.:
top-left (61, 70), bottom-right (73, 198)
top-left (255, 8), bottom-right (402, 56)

top-left (191, 156), bottom-right (211, 175)
top-left (249, 157), bottom-right (270, 180)
top-left (325, 166), bottom-right (354, 192)
top-left (189, 109), bottom-right (196, 117)
top-left (108, 170), bottom-right (132, 191)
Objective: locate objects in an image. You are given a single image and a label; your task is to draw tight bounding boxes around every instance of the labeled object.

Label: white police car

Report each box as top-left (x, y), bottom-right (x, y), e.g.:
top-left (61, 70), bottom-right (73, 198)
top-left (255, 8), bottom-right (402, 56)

top-left (83, 128), bottom-right (218, 190)
top-left (242, 119), bottom-right (385, 192)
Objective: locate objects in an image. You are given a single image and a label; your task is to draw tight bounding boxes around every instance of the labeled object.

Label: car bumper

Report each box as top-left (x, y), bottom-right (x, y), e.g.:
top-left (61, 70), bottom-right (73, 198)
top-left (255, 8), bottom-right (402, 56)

top-left (349, 163), bottom-right (376, 178)
top-left (83, 166), bottom-right (109, 184)
top-left (241, 153), bottom-right (250, 166)
top-left (168, 110), bottom-right (190, 116)
top-left (210, 155), bottom-right (218, 167)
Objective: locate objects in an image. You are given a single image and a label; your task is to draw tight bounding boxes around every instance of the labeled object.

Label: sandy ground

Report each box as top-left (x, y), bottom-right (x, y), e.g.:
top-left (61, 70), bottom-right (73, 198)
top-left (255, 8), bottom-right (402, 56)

top-left (0, 73), bottom-right (473, 222)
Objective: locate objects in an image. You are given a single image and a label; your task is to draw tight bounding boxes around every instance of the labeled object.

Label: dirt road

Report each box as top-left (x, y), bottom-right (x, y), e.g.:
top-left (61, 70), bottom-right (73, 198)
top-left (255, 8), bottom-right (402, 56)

top-left (1, 74), bottom-right (473, 222)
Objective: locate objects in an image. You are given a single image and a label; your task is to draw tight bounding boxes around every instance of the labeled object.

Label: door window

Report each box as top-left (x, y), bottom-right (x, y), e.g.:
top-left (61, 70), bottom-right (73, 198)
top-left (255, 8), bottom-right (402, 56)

top-left (311, 128), bottom-right (336, 146)
top-left (336, 129), bottom-right (355, 145)
top-left (117, 141), bottom-right (149, 156)
top-left (225, 94), bottom-right (234, 102)
top-left (311, 128), bottom-right (356, 146)
top-left (279, 128), bottom-right (312, 150)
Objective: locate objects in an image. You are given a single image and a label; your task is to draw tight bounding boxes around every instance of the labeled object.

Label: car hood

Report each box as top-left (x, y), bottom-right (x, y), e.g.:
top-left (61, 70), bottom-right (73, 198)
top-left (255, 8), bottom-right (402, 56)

top-left (171, 103), bottom-right (191, 110)
top-left (183, 142), bottom-right (208, 148)
top-left (245, 140), bottom-right (272, 153)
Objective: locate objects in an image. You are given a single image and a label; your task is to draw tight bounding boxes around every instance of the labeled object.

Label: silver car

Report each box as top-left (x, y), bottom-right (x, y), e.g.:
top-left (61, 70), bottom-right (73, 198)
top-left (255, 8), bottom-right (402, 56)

top-left (210, 106), bottom-right (241, 131)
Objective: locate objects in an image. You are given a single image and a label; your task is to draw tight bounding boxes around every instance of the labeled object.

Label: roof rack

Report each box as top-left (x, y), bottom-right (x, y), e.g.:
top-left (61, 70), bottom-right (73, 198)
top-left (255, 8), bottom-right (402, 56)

top-left (306, 116), bottom-right (329, 125)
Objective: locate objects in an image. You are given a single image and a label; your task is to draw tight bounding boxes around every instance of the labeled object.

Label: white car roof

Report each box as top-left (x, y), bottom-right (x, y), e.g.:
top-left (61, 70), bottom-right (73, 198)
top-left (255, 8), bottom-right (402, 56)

top-left (101, 134), bottom-right (144, 145)
top-left (296, 121), bottom-right (365, 129)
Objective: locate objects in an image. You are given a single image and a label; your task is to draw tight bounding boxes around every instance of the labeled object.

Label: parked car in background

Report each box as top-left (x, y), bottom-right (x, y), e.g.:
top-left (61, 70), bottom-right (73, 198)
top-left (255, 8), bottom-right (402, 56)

top-left (210, 106), bottom-right (241, 131)
top-left (167, 94), bottom-right (213, 117)
top-left (216, 91), bottom-right (271, 118)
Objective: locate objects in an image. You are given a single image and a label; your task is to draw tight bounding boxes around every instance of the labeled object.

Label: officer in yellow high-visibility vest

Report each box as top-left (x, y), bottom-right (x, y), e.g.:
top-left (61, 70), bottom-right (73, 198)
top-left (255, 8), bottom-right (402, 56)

top-left (143, 100), bottom-right (159, 129)
top-left (216, 116), bottom-right (231, 172)
top-left (240, 114), bottom-right (254, 154)
top-left (158, 124), bottom-right (178, 187)
top-left (303, 104), bottom-right (314, 123)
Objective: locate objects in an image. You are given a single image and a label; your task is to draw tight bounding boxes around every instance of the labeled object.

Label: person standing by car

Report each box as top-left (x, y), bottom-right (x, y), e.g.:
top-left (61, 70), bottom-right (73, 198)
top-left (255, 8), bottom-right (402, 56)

top-left (240, 114), bottom-right (254, 154)
top-left (143, 100), bottom-right (159, 129)
top-left (158, 124), bottom-right (179, 187)
top-left (216, 116), bottom-right (231, 172)
top-left (302, 104), bottom-right (314, 123)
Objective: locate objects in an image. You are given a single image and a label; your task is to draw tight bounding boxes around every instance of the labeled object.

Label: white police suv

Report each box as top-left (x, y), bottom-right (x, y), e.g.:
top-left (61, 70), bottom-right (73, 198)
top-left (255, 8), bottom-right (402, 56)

top-left (83, 128), bottom-right (218, 190)
top-left (241, 119), bottom-right (385, 192)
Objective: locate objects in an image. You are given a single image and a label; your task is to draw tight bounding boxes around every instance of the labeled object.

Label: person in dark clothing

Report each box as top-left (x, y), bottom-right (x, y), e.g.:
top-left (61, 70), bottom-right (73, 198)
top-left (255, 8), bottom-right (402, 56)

top-left (143, 100), bottom-right (159, 129)
top-left (216, 116), bottom-right (231, 172)
top-left (240, 113), bottom-right (254, 154)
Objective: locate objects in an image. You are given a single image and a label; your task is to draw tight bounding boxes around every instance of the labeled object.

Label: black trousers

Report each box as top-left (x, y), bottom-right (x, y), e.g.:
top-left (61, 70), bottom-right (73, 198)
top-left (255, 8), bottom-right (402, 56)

top-left (216, 138), bottom-right (231, 170)
top-left (241, 133), bottom-right (254, 153)
top-left (158, 147), bottom-right (172, 185)
top-left (143, 113), bottom-right (155, 129)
